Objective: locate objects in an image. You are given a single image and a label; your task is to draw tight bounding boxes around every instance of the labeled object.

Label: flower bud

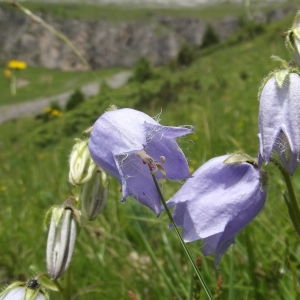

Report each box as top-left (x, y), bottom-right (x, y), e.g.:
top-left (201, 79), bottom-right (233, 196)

top-left (0, 280), bottom-right (47, 300)
top-left (69, 139), bottom-right (96, 185)
top-left (46, 207), bottom-right (77, 280)
top-left (81, 168), bottom-right (108, 220)
top-left (286, 11), bottom-right (300, 66)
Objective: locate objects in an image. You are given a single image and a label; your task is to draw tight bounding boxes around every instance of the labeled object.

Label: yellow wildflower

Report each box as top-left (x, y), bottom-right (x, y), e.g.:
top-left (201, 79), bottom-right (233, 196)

top-left (7, 60), bottom-right (27, 70)
top-left (50, 109), bottom-right (63, 117)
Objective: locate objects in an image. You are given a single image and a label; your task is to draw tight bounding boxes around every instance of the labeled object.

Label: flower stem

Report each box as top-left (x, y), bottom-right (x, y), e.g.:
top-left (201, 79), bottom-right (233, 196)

top-left (10, 74), bottom-right (16, 96)
top-left (53, 280), bottom-right (69, 300)
top-left (274, 161), bottom-right (300, 237)
top-left (151, 174), bottom-right (212, 300)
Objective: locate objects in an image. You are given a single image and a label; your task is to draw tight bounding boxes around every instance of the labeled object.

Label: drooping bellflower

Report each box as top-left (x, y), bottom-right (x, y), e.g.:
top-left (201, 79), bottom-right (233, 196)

top-left (258, 72), bottom-right (300, 174)
top-left (167, 154), bottom-right (266, 264)
top-left (88, 108), bottom-right (193, 214)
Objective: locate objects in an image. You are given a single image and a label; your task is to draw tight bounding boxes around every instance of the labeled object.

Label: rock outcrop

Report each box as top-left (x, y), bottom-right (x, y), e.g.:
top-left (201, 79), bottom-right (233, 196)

top-left (0, 4), bottom-right (295, 70)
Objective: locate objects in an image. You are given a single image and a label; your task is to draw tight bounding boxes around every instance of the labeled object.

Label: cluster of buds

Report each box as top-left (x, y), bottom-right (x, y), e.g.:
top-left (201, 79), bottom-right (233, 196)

top-left (45, 135), bottom-right (109, 283)
top-left (44, 135), bottom-right (109, 290)
top-left (69, 137), bottom-right (109, 220)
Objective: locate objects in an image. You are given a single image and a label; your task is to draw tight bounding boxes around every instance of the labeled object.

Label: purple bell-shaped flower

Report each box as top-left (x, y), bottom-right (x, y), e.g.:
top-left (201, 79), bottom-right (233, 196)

top-left (88, 108), bottom-right (193, 214)
top-left (167, 154), bottom-right (266, 264)
top-left (258, 72), bottom-right (300, 174)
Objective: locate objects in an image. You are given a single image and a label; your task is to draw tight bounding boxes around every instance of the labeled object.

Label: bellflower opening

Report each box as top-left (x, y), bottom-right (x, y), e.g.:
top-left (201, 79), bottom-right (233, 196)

top-left (88, 108), bottom-right (193, 214)
top-left (167, 154), bottom-right (266, 264)
top-left (258, 72), bottom-right (300, 174)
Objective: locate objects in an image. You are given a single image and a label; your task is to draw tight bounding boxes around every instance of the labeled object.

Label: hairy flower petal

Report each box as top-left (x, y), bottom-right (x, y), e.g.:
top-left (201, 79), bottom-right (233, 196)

top-left (116, 153), bottom-right (162, 214)
top-left (89, 108), bottom-right (193, 214)
top-left (144, 123), bottom-right (192, 179)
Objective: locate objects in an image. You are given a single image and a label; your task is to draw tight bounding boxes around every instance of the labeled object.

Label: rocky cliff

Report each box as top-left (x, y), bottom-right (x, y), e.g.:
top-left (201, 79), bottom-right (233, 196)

top-left (0, 5), bottom-right (295, 70)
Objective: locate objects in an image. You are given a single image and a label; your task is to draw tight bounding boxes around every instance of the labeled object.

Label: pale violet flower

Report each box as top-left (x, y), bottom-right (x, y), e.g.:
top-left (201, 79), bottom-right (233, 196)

top-left (0, 280), bottom-right (47, 300)
top-left (167, 155), bottom-right (266, 264)
top-left (258, 72), bottom-right (300, 174)
top-left (88, 108), bottom-right (193, 214)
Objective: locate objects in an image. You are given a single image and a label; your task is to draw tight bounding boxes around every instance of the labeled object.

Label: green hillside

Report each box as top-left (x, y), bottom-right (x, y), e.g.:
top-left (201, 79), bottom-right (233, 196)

top-left (1, 11), bottom-right (299, 299)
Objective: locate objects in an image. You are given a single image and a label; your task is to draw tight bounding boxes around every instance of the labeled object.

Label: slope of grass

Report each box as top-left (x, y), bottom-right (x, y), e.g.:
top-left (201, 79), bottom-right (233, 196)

top-left (0, 13), bottom-right (300, 299)
top-left (18, 1), bottom-right (246, 22)
top-left (0, 67), bottom-right (120, 106)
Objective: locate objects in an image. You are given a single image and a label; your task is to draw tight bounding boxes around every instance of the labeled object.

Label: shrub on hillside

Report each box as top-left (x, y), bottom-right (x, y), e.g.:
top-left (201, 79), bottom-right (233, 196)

top-left (201, 24), bottom-right (220, 48)
top-left (132, 57), bottom-right (153, 83)
top-left (65, 89), bottom-right (85, 111)
top-left (176, 43), bottom-right (196, 67)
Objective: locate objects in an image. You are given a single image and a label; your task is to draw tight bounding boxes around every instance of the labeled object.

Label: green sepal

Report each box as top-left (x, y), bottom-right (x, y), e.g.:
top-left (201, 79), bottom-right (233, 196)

top-left (24, 287), bottom-right (40, 300)
top-left (106, 104), bottom-right (118, 111)
top-left (274, 69), bottom-right (290, 88)
top-left (51, 206), bottom-right (65, 227)
top-left (38, 274), bottom-right (59, 292)
top-left (0, 281), bottom-right (24, 296)
top-left (270, 55), bottom-right (289, 69)
top-left (223, 152), bottom-right (257, 166)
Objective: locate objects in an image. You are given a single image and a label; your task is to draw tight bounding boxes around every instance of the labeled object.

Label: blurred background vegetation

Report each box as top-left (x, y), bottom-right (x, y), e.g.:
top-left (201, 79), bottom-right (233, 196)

top-left (0, 1), bottom-right (300, 299)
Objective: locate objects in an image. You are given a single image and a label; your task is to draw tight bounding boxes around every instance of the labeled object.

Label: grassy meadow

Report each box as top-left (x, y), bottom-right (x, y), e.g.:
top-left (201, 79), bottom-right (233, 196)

top-left (1, 3), bottom-right (300, 300)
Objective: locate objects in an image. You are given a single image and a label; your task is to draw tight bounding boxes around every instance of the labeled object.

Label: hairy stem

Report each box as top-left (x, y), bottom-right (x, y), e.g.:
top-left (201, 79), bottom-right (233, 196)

top-left (53, 280), bottom-right (69, 300)
top-left (274, 161), bottom-right (300, 237)
top-left (151, 174), bottom-right (212, 300)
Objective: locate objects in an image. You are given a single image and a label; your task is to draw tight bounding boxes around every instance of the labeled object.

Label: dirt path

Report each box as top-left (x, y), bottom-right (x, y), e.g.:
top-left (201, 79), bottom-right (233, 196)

top-left (0, 71), bottom-right (131, 124)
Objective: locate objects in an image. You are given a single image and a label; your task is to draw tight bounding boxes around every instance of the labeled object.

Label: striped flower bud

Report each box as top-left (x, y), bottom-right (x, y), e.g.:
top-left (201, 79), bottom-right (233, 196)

top-left (69, 139), bottom-right (96, 186)
top-left (46, 206), bottom-right (77, 280)
top-left (81, 168), bottom-right (108, 220)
